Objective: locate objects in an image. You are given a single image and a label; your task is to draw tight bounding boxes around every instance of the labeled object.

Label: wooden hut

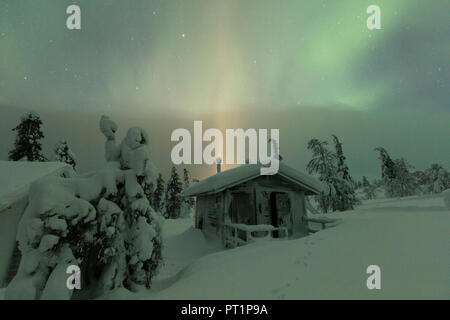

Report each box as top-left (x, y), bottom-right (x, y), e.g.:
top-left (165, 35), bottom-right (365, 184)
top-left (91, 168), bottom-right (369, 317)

top-left (183, 162), bottom-right (326, 247)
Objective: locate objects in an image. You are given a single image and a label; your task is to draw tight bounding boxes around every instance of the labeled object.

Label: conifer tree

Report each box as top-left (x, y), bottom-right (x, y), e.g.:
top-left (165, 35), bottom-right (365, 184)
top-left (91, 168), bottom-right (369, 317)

top-left (306, 139), bottom-right (337, 213)
top-left (182, 168), bottom-right (195, 209)
top-left (374, 147), bottom-right (397, 197)
top-left (9, 112), bottom-right (46, 161)
top-left (52, 140), bottom-right (77, 170)
top-left (374, 148), bottom-right (418, 197)
top-left (152, 173), bottom-right (165, 213)
top-left (362, 176), bottom-right (376, 199)
top-left (331, 135), bottom-right (358, 210)
top-left (165, 166), bottom-right (183, 219)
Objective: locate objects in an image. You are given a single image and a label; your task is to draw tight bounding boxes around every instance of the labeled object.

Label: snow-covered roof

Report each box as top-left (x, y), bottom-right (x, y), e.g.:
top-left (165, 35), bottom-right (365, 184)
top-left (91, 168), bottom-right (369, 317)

top-left (183, 162), bottom-right (325, 197)
top-left (0, 161), bottom-right (73, 211)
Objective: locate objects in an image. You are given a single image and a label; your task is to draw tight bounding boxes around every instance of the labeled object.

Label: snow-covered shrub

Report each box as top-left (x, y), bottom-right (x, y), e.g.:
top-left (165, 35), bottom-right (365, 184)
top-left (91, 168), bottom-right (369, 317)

top-left (443, 189), bottom-right (450, 210)
top-left (6, 116), bottom-right (163, 300)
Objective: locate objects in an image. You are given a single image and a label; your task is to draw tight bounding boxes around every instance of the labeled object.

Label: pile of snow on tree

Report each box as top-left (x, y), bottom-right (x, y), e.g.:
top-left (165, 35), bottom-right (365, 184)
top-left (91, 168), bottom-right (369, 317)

top-left (5, 116), bottom-right (163, 300)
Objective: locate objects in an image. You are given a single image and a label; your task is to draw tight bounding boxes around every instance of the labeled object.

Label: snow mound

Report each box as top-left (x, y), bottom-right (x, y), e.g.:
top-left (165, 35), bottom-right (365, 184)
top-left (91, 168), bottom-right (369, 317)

top-left (0, 161), bottom-right (74, 210)
top-left (443, 189), bottom-right (450, 209)
top-left (155, 219), bottom-right (221, 281)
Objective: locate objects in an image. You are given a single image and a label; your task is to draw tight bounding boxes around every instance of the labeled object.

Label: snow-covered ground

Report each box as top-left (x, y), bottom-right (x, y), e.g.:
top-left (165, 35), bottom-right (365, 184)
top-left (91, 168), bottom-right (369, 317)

top-left (126, 193), bottom-right (448, 300)
top-left (3, 193), bottom-right (448, 300)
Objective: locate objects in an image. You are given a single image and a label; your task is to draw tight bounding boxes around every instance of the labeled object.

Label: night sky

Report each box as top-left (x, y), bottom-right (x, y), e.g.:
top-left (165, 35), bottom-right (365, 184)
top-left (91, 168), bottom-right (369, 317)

top-left (0, 0), bottom-right (448, 180)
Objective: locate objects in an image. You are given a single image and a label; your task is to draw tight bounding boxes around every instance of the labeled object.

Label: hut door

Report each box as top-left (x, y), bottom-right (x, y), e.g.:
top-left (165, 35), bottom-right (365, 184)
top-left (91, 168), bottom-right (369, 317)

top-left (270, 192), bottom-right (291, 237)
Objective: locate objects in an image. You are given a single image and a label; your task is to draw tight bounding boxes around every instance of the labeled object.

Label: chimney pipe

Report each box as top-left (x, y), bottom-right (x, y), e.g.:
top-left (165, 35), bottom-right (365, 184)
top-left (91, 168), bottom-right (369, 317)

top-left (216, 157), bottom-right (222, 173)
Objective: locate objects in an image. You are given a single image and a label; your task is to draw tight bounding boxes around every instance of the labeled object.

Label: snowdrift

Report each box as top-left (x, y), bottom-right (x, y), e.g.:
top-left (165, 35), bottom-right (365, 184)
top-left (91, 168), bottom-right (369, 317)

top-left (147, 195), bottom-right (449, 299)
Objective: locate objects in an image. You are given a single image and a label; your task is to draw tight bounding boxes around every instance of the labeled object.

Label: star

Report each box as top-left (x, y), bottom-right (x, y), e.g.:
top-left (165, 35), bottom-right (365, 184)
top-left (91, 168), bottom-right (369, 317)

top-left (181, 33), bottom-right (185, 38)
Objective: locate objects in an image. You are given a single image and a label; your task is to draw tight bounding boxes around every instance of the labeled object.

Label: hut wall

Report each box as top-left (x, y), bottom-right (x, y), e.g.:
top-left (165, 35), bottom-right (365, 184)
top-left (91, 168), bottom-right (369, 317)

top-left (195, 193), bottom-right (223, 237)
top-left (195, 175), bottom-right (310, 241)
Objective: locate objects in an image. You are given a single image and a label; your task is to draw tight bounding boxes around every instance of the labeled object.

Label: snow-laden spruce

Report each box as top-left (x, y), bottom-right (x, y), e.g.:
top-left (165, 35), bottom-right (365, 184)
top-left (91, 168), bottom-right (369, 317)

top-left (52, 140), bottom-right (77, 170)
top-left (8, 112), bottom-right (46, 162)
top-left (306, 136), bottom-right (358, 213)
top-left (165, 166), bottom-right (183, 218)
top-left (180, 168), bottom-right (195, 218)
top-left (5, 116), bottom-right (163, 300)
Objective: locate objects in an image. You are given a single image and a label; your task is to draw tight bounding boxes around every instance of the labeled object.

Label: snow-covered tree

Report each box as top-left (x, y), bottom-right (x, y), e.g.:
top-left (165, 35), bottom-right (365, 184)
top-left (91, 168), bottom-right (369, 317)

top-left (362, 176), bottom-right (377, 199)
top-left (152, 173), bottom-right (165, 213)
top-left (6, 115), bottom-right (162, 300)
top-left (179, 168), bottom-right (195, 218)
top-left (307, 137), bottom-right (359, 213)
top-left (362, 176), bottom-right (370, 187)
top-left (331, 135), bottom-right (359, 210)
top-left (374, 148), bottom-right (419, 198)
top-left (165, 166), bottom-right (183, 219)
top-left (8, 112), bottom-right (46, 161)
top-left (182, 168), bottom-right (195, 209)
top-left (52, 140), bottom-right (77, 170)
top-left (424, 164), bottom-right (450, 194)
top-left (374, 147), bottom-right (397, 197)
top-left (306, 139), bottom-right (337, 213)
top-left (412, 170), bottom-right (427, 195)
top-left (391, 158), bottom-right (417, 197)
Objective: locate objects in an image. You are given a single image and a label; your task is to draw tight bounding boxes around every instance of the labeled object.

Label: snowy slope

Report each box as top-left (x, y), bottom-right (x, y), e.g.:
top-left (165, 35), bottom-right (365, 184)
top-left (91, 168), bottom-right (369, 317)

top-left (0, 161), bottom-right (73, 210)
top-left (138, 194), bottom-right (449, 300)
top-left (0, 161), bottom-right (74, 288)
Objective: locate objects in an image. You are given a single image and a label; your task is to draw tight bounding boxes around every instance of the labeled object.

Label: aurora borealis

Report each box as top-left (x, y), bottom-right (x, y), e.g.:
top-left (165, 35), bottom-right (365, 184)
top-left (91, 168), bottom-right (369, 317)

top-left (0, 0), bottom-right (448, 179)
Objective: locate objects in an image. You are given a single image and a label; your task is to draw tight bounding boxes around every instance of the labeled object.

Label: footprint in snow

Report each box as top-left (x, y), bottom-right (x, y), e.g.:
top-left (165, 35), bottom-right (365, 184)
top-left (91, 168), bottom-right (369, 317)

top-left (271, 287), bottom-right (282, 294)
